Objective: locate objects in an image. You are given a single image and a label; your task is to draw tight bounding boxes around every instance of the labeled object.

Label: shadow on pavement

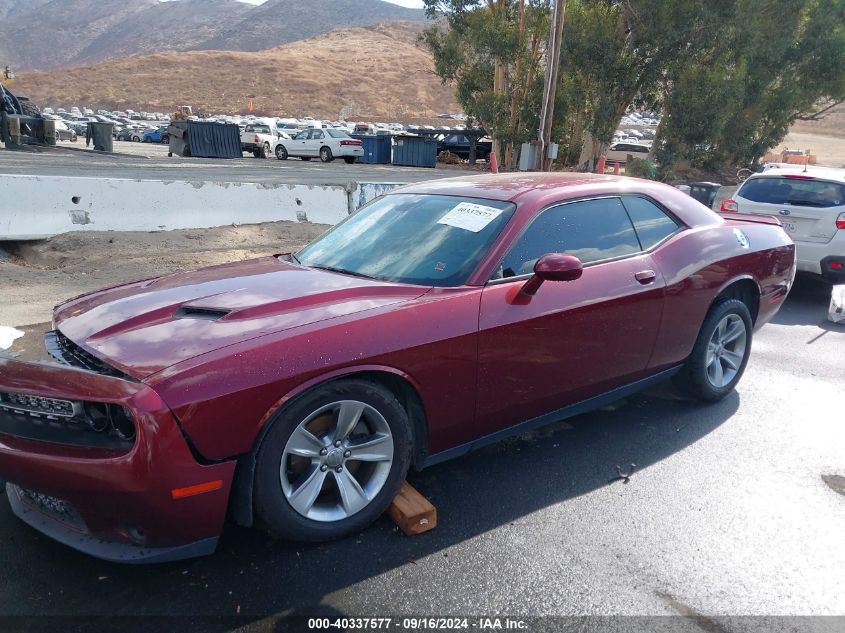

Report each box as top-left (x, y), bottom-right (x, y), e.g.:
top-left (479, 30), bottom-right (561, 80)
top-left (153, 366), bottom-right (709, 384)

top-left (771, 274), bottom-right (839, 328)
top-left (0, 387), bottom-right (739, 627)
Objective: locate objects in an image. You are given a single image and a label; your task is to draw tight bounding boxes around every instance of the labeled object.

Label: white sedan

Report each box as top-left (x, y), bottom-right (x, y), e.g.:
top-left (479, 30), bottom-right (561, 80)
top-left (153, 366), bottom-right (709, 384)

top-left (275, 128), bottom-right (363, 163)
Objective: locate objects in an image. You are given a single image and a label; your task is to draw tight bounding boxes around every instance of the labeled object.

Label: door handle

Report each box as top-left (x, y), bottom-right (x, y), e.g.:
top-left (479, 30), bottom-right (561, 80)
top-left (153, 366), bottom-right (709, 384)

top-left (634, 270), bottom-right (656, 284)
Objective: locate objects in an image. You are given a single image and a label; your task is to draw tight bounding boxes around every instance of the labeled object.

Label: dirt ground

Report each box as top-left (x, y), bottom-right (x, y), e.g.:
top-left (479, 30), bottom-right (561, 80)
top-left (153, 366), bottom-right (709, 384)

top-left (0, 220), bottom-right (329, 331)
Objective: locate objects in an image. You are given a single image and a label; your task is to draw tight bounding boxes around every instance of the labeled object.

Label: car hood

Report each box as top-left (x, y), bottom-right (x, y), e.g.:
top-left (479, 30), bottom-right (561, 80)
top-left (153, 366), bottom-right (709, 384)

top-left (54, 257), bottom-right (428, 379)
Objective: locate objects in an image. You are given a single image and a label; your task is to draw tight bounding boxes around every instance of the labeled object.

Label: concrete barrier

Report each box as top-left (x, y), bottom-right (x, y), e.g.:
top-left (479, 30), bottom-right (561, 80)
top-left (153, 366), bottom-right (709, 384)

top-left (0, 175), bottom-right (404, 240)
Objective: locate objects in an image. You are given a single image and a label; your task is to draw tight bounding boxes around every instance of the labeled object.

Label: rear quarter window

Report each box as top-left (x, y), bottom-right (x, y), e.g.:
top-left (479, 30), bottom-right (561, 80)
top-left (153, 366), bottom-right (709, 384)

top-left (738, 177), bottom-right (845, 208)
top-left (622, 196), bottom-right (679, 249)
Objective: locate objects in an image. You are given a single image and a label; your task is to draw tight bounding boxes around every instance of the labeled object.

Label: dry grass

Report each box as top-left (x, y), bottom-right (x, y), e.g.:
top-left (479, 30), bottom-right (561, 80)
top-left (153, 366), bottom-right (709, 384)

top-left (13, 22), bottom-right (460, 119)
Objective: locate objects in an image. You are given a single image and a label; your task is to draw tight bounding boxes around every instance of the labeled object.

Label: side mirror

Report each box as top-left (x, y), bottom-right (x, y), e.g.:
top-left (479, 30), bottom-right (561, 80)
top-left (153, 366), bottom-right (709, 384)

top-left (520, 253), bottom-right (583, 296)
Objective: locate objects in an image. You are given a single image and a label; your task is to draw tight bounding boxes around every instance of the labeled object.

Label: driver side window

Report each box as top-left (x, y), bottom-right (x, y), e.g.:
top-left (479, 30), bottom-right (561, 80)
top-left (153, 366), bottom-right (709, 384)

top-left (497, 197), bottom-right (641, 279)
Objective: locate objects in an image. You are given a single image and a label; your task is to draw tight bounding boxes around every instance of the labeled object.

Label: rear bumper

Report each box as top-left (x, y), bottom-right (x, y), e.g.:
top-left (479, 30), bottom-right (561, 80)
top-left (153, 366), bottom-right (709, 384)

top-left (795, 236), bottom-right (845, 281)
top-left (0, 357), bottom-right (236, 563)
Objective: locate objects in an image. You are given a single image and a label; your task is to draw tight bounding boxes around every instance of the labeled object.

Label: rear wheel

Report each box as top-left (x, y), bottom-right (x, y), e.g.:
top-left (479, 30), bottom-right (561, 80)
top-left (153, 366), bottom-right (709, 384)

top-left (254, 379), bottom-right (412, 541)
top-left (261, 142), bottom-right (271, 158)
top-left (320, 146), bottom-right (333, 162)
top-left (673, 298), bottom-right (752, 401)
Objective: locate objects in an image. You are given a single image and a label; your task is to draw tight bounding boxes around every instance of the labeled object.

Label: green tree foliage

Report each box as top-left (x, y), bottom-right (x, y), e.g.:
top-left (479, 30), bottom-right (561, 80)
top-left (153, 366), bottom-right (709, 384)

top-left (658, 0), bottom-right (845, 172)
top-left (421, 1), bottom-right (550, 166)
top-left (423, 0), bottom-right (845, 171)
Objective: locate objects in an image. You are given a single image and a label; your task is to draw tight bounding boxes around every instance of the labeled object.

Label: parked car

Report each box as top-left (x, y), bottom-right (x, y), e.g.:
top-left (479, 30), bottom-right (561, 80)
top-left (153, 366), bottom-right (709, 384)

top-left (115, 128), bottom-right (136, 142)
top-left (438, 133), bottom-right (493, 161)
top-left (720, 165), bottom-right (845, 282)
top-left (0, 173), bottom-right (794, 562)
top-left (275, 128), bottom-right (363, 163)
top-left (606, 142), bottom-right (651, 164)
top-left (240, 123), bottom-right (278, 158)
top-left (53, 120), bottom-right (77, 142)
top-left (142, 127), bottom-right (169, 144)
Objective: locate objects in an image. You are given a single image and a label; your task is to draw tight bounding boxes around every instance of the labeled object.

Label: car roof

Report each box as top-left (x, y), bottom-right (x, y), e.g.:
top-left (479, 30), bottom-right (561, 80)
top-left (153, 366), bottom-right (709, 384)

top-left (393, 172), bottom-right (720, 228)
top-left (755, 164), bottom-right (845, 182)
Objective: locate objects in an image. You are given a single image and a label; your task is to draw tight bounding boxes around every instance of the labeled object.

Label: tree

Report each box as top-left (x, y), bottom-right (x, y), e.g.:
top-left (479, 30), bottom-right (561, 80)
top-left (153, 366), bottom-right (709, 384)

top-left (421, 0), bottom-right (551, 168)
top-left (656, 0), bottom-right (845, 172)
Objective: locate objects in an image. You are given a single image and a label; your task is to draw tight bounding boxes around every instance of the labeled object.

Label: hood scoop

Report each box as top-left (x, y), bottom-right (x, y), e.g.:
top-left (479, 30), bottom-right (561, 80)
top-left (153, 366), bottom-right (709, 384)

top-left (173, 306), bottom-right (231, 321)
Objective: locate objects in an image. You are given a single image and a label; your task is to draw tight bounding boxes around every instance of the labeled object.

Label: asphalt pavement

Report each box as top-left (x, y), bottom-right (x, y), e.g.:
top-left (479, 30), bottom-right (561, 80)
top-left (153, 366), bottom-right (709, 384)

top-left (0, 141), bottom-right (463, 186)
top-left (0, 276), bottom-right (842, 632)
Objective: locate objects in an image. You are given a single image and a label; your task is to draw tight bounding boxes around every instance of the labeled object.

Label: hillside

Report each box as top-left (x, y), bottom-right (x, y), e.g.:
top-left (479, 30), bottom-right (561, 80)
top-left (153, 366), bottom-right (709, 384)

top-left (73, 0), bottom-right (253, 65)
top-left (0, 0), bottom-right (425, 71)
top-left (12, 22), bottom-right (460, 119)
top-left (196, 0), bottom-right (426, 53)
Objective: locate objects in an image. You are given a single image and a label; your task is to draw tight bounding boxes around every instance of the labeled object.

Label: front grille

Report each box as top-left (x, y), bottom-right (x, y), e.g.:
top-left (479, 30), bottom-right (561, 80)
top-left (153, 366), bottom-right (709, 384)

top-left (44, 330), bottom-right (132, 380)
top-left (0, 392), bottom-right (77, 418)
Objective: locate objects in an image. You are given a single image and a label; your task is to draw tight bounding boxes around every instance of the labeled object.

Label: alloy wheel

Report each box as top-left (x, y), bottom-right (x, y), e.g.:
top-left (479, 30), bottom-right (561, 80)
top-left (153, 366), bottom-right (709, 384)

top-left (280, 400), bottom-right (394, 522)
top-left (705, 314), bottom-right (747, 388)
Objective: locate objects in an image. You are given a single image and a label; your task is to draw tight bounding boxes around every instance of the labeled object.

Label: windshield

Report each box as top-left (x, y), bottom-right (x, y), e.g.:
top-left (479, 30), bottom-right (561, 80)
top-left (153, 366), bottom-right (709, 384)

top-left (296, 194), bottom-right (516, 287)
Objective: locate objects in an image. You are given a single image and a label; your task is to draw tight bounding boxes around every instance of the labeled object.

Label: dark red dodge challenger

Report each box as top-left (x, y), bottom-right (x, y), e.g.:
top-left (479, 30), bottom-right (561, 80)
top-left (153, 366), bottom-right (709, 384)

top-left (0, 173), bottom-right (795, 562)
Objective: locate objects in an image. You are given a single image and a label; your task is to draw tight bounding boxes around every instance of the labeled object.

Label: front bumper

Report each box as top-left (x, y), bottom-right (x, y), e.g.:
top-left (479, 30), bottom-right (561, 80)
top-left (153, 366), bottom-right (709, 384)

top-left (0, 357), bottom-right (236, 563)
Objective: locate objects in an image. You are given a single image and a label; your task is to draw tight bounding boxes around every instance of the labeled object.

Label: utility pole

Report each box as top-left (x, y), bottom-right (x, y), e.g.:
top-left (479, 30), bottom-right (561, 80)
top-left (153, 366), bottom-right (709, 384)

top-left (537, 0), bottom-right (566, 171)
top-left (491, 0), bottom-right (506, 164)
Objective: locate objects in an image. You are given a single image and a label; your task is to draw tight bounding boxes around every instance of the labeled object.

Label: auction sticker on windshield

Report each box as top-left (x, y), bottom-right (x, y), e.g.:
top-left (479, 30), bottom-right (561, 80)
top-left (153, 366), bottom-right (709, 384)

top-left (437, 202), bottom-right (504, 232)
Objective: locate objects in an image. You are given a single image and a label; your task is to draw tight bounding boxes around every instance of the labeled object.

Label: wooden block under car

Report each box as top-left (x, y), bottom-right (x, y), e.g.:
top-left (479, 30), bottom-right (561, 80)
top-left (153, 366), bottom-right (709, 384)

top-left (388, 481), bottom-right (437, 536)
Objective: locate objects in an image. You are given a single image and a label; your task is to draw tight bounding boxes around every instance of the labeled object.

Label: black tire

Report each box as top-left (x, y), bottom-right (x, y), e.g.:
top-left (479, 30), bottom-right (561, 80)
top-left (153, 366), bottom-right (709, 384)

top-left (673, 298), bottom-right (753, 402)
top-left (252, 149), bottom-right (261, 158)
top-left (319, 146), bottom-right (333, 162)
top-left (254, 378), bottom-right (412, 542)
top-left (275, 144), bottom-right (288, 160)
top-left (344, 156), bottom-right (357, 164)
top-left (261, 142), bottom-right (271, 158)
top-left (301, 156), bottom-right (311, 161)
top-left (71, 133), bottom-right (77, 142)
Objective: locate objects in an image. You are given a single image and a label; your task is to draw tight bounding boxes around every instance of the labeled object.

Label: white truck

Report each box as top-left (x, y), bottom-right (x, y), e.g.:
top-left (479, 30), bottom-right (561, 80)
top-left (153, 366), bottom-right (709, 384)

top-left (240, 122), bottom-right (279, 158)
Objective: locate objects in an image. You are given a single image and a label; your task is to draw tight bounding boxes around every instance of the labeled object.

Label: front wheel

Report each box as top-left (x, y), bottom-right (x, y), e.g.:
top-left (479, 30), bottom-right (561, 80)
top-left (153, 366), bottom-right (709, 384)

top-left (319, 146), bottom-right (333, 162)
top-left (673, 298), bottom-right (753, 402)
top-left (254, 379), bottom-right (412, 541)
top-left (275, 144), bottom-right (288, 160)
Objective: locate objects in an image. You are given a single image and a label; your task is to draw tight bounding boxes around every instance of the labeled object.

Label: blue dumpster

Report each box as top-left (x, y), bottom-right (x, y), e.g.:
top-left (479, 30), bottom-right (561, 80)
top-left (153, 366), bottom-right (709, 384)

top-left (392, 135), bottom-right (437, 168)
top-left (360, 134), bottom-right (391, 164)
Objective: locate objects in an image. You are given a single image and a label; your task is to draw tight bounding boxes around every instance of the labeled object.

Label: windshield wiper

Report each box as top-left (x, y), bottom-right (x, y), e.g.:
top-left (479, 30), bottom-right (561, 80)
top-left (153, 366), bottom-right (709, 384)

top-left (309, 264), bottom-right (374, 279)
top-left (289, 252), bottom-right (302, 264)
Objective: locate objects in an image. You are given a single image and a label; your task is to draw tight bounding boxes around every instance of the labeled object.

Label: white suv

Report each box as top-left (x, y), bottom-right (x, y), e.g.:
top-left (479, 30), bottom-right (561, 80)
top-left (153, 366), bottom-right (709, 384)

top-left (721, 165), bottom-right (845, 282)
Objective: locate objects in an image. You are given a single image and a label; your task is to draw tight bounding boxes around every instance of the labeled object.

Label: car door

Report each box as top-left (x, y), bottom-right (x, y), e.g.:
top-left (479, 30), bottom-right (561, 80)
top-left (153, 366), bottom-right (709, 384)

top-left (476, 196), bottom-right (667, 435)
top-left (290, 130), bottom-right (309, 156)
top-left (308, 129), bottom-right (325, 156)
